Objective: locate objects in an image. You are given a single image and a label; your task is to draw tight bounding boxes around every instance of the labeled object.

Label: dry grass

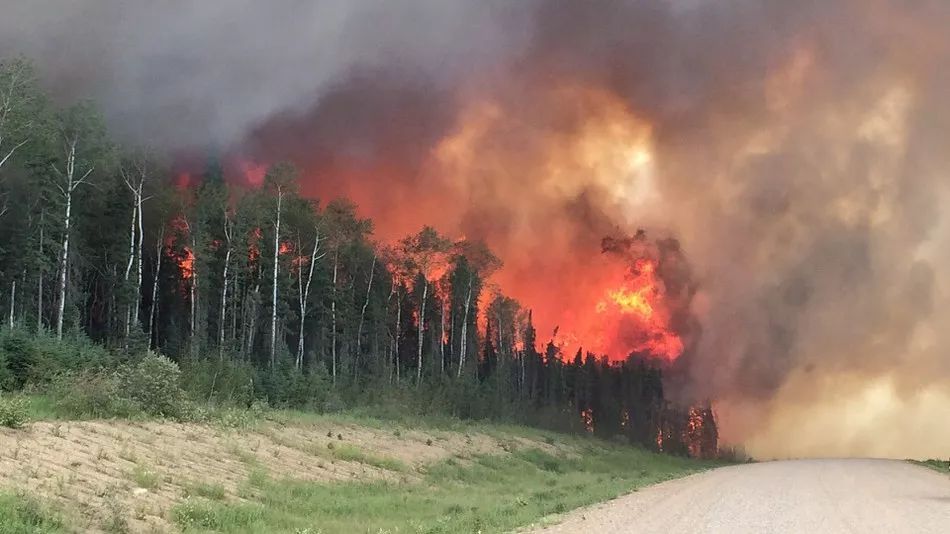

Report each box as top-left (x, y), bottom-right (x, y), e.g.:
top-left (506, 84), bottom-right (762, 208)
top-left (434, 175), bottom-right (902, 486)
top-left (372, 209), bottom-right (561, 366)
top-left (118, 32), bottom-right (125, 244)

top-left (0, 417), bottom-right (578, 532)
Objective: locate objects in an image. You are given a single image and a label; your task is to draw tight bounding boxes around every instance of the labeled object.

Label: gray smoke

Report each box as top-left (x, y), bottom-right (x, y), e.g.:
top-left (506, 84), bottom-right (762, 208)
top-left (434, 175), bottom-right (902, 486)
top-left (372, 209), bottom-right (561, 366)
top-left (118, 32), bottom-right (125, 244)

top-left (4, 0), bottom-right (950, 458)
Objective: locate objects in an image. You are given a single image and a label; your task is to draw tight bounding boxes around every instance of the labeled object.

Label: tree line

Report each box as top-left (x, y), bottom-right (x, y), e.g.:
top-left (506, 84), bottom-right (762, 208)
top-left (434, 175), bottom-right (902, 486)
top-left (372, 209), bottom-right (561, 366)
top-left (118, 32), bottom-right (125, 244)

top-left (0, 57), bottom-right (717, 457)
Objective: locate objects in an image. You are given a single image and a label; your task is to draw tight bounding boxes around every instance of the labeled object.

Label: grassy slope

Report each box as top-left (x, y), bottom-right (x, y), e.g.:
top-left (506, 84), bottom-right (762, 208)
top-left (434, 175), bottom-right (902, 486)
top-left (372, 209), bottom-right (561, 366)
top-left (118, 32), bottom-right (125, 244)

top-left (910, 459), bottom-right (950, 474)
top-left (173, 442), bottom-right (713, 534)
top-left (0, 397), bottom-right (721, 533)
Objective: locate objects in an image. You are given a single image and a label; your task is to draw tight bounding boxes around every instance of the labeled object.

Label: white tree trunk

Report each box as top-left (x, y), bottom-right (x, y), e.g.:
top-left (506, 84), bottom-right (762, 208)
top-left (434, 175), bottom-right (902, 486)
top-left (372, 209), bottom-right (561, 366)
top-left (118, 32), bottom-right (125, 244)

top-left (133, 187), bottom-right (144, 327)
top-left (439, 299), bottom-right (446, 375)
top-left (416, 281), bottom-right (427, 384)
top-left (36, 212), bottom-right (43, 333)
top-left (123, 198), bottom-right (136, 339)
top-left (269, 188), bottom-right (282, 367)
top-left (331, 253), bottom-right (339, 383)
top-left (8, 279), bottom-right (15, 328)
top-left (54, 142), bottom-right (77, 340)
top-left (356, 253), bottom-right (376, 362)
top-left (189, 234), bottom-right (197, 342)
top-left (218, 227), bottom-right (231, 359)
top-left (147, 227), bottom-right (163, 348)
top-left (394, 292), bottom-right (401, 384)
top-left (296, 229), bottom-right (323, 369)
top-left (457, 278), bottom-right (473, 378)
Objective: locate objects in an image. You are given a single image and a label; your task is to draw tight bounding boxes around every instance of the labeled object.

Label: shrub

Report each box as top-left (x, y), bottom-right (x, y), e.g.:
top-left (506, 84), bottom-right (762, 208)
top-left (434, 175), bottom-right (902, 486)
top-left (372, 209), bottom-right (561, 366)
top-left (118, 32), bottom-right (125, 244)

top-left (256, 361), bottom-right (330, 410)
top-left (0, 492), bottom-right (63, 533)
top-left (0, 352), bottom-right (12, 391)
top-left (0, 330), bottom-right (41, 390)
top-left (0, 396), bottom-right (29, 429)
top-left (179, 357), bottom-right (255, 406)
top-left (50, 370), bottom-right (139, 419)
top-left (119, 353), bottom-right (185, 418)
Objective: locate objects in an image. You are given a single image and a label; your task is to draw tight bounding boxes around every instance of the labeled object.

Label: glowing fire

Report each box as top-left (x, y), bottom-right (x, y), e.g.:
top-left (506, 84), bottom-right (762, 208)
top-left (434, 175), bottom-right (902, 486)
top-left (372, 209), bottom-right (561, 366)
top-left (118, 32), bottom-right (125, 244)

top-left (179, 247), bottom-right (195, 280)
top-left (595, 258), bottom-right (684, 361)
top-left (580, 408), bottom-right (594, 433)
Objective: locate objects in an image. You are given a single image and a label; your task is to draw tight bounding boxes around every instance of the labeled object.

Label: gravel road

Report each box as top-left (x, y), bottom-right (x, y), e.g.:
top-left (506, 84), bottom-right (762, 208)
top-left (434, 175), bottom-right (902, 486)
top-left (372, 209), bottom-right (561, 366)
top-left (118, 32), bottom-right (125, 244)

top-left (531, 459), bottom-right (950, 533)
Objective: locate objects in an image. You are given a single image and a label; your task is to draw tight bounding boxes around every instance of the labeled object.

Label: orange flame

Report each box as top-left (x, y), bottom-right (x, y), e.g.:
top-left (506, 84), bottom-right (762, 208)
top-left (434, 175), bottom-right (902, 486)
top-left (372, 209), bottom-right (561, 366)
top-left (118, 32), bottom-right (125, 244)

top-left (179, 247), bottom-right (195, 280)
top-left (596, 258), bottom-right (684, 361)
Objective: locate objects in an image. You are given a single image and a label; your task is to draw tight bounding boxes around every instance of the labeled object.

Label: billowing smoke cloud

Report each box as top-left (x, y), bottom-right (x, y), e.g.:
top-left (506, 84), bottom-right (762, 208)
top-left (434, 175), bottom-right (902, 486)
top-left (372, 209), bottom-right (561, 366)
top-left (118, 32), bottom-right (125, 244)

top-left (5, 0), bottom-right (950, 458)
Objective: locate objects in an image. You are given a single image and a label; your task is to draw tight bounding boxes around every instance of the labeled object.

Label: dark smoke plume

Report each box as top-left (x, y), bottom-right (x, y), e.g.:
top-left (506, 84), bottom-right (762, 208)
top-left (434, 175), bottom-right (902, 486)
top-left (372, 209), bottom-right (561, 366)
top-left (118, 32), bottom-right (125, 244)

top-left (4, 0), bottom-right (950, 458)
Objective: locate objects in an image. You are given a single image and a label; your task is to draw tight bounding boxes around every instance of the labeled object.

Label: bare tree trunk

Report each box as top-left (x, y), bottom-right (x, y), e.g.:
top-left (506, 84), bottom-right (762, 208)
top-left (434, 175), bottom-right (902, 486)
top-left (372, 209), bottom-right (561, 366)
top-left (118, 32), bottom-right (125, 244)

top-left (231, 275), bottom-right (239, 345)
top-left (355, 253), bottom-right (376, 368)
top-left (296, 229), bottom-right (323, 369)
top-left (133, 186), bottom-right (144, 327)
top-left (269, 187), bottom-right (282, 367)
top-left (448, 298), bottom-right (454, 364)
top-left (147, 227), bottom-right (163, 348)
top-left (218, 214), bottom-right (232, 360)
top-left (54, 139), bottom-right (89, 340)
top-left (439, 299), bottom-right (446, 375)
top-left (331, 253), bottom-right (339, 384)
top-left (245, 284), bottom-right (261, 359)
top-left (189, 234), bottom-right (197, 342)
top-left (36, 212), bottom-right (43, 333)
top-left (416, 281), bottom-right (427, 384)
top-left (457, 277), bottom-right (473, 379)
top-left (8, 279), bottom-right (15, 328)
top-left (394, 292), bottom-right (401, 384)
top-left (123, 197), bottom-right (136, 340)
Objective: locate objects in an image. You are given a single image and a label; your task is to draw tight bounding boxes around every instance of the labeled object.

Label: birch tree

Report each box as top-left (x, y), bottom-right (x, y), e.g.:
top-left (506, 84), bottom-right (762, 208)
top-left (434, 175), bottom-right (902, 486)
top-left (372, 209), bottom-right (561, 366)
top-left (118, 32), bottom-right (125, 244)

top-left (0, 58), bottom-right (45, 191)
top-left (51, 103), bottom-right (110, 339)
top-left (451, 240), bottom-right (501, 378)
top-left (261, 163), bottom-right (297, 367)
top-left (399, 226), bottom-right (451, 384)
top-left (120, 151), bottom-right (152, 337)
top-left (322, 198), bottom-right (372, 383)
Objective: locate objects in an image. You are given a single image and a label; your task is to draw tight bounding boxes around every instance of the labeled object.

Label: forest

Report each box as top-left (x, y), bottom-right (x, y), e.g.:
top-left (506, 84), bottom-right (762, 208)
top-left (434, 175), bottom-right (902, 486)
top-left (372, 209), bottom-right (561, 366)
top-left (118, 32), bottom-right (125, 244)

top-left (0, 56), bottom-right (717, 458)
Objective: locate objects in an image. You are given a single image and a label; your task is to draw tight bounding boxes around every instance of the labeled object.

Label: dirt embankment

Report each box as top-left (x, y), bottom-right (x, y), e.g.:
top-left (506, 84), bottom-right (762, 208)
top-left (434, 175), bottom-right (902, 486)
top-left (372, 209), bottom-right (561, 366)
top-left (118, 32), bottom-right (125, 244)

top-left (0, 418), bottom-right (566, 533)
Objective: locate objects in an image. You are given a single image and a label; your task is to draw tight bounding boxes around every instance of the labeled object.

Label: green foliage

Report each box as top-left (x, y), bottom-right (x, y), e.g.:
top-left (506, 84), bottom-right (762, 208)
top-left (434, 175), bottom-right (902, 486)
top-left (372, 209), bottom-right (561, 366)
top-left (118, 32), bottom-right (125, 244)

top-left (912, 459), bottom-right (950, 473)
top-left (256, 361), bottom-right (331, 410)
top-left (119, 353), bottom-right (184, 418)
top-left (0, 492), bottom-right (63, 534)
top-left (49, 370), bottom-right (138, 419)
top-left (0, 329), bottom-right (114, 392)
top-left (0, 396), bottom-right (29, 428)
top-left (184, 481), bottom-right (227, 501)
top-left (179, 357), bottom-right (255, 406)
top-left (130, 466), bottom-right (162, 490)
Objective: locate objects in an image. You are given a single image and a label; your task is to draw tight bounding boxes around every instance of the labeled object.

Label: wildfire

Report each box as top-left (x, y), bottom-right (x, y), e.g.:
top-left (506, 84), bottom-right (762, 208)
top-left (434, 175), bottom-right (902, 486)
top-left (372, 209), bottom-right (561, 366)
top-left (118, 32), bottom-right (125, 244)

top-left (595, 257), bottom-right (684, 361)
top-left (179, 247), bottom-right (195, 280)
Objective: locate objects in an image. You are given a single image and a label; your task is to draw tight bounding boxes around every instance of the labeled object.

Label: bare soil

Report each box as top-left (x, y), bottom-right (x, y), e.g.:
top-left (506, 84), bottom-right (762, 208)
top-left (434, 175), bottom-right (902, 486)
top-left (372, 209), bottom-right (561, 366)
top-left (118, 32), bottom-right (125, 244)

top-left (0, 418), bottom-right (568, 533)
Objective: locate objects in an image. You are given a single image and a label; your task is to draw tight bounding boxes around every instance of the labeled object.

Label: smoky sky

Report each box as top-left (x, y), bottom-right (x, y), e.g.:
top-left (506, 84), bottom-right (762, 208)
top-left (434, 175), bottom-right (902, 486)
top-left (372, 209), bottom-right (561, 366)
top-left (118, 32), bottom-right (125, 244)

top-left (4, 0), bottom-right (950, 456)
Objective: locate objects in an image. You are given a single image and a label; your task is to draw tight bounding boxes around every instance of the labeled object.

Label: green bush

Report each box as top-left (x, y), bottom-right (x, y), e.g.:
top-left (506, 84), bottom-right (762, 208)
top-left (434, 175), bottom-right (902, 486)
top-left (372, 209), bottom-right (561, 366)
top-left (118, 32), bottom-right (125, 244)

top-left (0, 492), bottom-right (63, 533)
top-left (49, 370), bottom-right (139, 419)
top-left (0, 396), bottom-right (30, 429)
top-left (0, 328), bottom-right (115, 392)
top-left (0, 352), bottom-right (12, 391)
top-left (0, 330), bottom-right (42, 390)
top-left (120, 353), bottom-right (185, 418)
top-left (256, 361), bottom-right (330, 410)
top-left (179, 357), bottom-right (255, 406)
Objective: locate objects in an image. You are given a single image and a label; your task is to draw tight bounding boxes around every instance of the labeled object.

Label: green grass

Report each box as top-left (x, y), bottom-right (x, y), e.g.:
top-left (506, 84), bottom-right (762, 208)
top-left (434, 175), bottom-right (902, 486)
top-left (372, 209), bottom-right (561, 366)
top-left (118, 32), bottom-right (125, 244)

top-left (174, 443), bottom-right (720, 533)
top-left (130, 465), bottom-right (162, 490)
top-left (911, 459), bottom-right (950, 473)
top-left (184, 481), bottom-right (227, 501)
top-left (0, 492), bottom-right (64, 534)
top-left (323, 443), bottom-right (408, 472)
